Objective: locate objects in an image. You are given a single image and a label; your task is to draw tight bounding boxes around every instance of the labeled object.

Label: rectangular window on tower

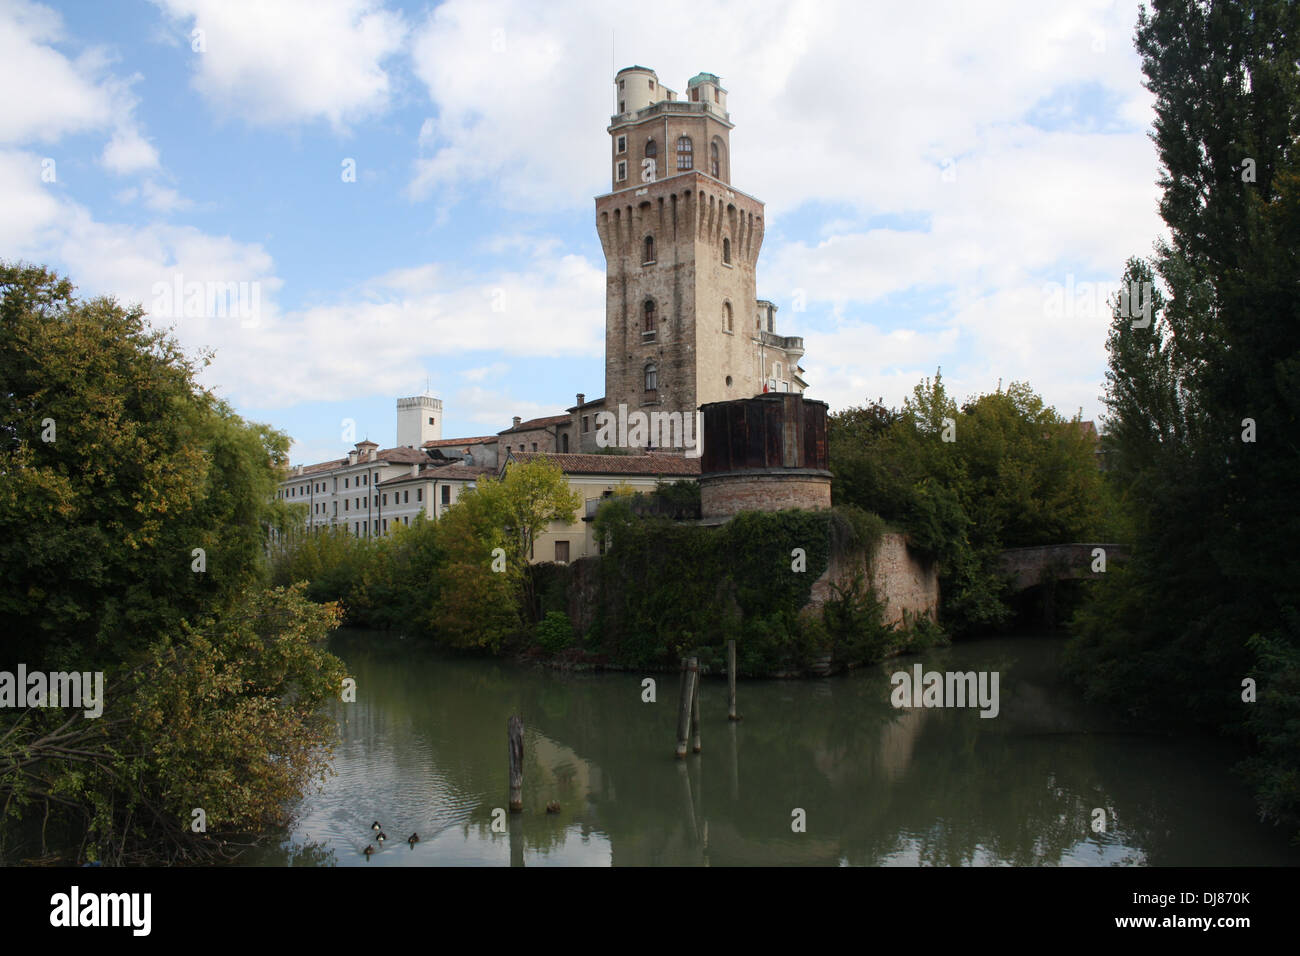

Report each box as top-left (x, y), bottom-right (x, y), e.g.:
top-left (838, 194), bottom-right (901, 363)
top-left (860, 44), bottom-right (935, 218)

top-left (616, 135), bottom-right (626, 154)
top-left (616, 160), bottom-right (627, 182)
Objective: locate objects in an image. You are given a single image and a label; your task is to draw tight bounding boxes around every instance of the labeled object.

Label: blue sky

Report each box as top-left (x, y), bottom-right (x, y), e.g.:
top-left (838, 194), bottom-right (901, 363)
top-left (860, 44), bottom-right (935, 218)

top-left (3, 0), bottom-right (1164, 465)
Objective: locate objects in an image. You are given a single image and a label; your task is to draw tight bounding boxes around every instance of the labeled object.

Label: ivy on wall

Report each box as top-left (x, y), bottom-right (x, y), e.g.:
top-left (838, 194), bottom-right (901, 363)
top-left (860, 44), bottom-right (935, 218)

top-left (582, 502), bottom-right (932, 672)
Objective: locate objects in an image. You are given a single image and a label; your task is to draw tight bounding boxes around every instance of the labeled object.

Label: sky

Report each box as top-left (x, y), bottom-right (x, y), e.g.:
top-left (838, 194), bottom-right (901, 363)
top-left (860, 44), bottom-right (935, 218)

top-left (2, 0), bottom-right (1166, 466)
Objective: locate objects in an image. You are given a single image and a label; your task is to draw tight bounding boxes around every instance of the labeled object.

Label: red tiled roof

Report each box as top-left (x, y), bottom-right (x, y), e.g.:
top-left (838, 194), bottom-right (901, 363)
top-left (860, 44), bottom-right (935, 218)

top-left (288, 445), bottom-right (427, 476)
top-left (506, 451), bottom-right (701, 477)
top-left (380, 463), bottom-right (492, 485)
top-left (498, 414), bottom-right (571, 435)
top-left (373, 446), bottom-right (429, 464)
top-left (423, 436), bottom-right (497, 448)
top-left (295, 458), bottom-right (347, 476)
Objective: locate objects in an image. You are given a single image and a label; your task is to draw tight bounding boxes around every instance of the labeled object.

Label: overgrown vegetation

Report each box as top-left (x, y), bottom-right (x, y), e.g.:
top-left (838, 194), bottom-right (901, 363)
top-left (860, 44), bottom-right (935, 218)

top-left (269, 457), bottom-right (580, 653)
top-left (586, 503), bottom-right (940, 672)
top-left (829, 375), bottom-right (1108, 635)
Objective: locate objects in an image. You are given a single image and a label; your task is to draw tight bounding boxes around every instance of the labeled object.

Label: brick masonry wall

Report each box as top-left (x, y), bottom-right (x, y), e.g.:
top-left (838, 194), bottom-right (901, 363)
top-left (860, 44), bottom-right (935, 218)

top-left (807, 532), bottom-right (939, 626)
top-left (700, 473), bottom-right (832, 517)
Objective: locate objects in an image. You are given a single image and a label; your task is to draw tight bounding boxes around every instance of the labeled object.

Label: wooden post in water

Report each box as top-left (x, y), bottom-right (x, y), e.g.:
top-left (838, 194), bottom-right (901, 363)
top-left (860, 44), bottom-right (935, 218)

top-left (727, 639), bottom-right (740, 721)
top-left (508, 715), bottom-right (524, 812)
top-left (675, 658), bottom-right (696, 759)
top-left (690, 657), bottom-right (702, 753)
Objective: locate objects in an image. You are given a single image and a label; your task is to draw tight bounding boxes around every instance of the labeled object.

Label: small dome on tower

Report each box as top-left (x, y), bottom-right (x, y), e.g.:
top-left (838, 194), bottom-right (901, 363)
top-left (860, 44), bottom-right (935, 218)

top-left (687, 72), bottom-right (727, 111)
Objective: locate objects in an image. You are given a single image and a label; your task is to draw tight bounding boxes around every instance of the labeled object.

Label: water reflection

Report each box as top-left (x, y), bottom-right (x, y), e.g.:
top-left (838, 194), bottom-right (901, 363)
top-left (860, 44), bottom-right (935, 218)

top-left (245, 631), bottom-right (1298, 867)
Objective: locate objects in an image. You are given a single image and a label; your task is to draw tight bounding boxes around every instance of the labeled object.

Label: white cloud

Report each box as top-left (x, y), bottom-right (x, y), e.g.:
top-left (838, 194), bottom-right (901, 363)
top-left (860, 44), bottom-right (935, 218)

top-left (0, 0), bottom-right (155, 168)
top-left (405, 0), bottom-right (1152, 216)
top-left (0, 1), bottom-right (115, 143)
top-left (461, 362), bottom-right (509, 383)
top-left (453, 386), bottom-right (554, 428)
top-left (152, 0), bottom-right (407, 130)
top-left (101, 127), bottom-right (159, 174)
top-left (3, 143), bottom-right (603, 409)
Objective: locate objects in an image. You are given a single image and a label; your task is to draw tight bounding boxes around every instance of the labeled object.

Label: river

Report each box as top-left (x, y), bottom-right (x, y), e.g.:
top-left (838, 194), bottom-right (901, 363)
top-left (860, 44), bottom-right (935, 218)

top-left (244, 629), bottom-right (1298, 867)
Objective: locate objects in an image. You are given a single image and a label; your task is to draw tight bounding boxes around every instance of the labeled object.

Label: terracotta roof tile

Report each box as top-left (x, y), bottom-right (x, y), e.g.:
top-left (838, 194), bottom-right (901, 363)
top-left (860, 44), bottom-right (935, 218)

top-left (498, 414), bottom-right (571, 435)
top-left (422, 436), bottom-right (497, 448)
top-left (287, 445), bottom-right (427, 476)
top-left (379, 463), bottom-right (492, 485)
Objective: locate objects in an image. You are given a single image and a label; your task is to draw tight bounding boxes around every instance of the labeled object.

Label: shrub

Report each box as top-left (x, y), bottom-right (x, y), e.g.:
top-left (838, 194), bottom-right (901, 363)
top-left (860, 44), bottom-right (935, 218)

top-left (535, 611), bottom-right (574, 655)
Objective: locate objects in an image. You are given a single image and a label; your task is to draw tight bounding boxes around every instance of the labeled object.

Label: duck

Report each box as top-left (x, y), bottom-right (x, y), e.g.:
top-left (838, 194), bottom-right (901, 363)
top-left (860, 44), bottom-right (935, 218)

top-left (407, 833), bottom-right (420, 845)
top-left (376, 831), bottom-right (388, 843)
top-left (363, 844), bottom-right (376, 857)
top-left (370, 821), bottom-right (382, 831)
top-left (545, 801), bottom-right (561, 814)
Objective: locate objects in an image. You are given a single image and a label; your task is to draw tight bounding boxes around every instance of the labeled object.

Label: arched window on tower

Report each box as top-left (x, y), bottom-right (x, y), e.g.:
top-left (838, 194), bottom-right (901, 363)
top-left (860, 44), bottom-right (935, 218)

top-left (561, 433), bottom-right (569, 452)
top-left (644, 234), bottom-right (655, 263)
top-left (723, 237), bottom-right (731, 264)
top-left (723, 301), bottom-right (733, 332)
top-left (645, 139), bottom-right (657, 159)
top-left (645, 363), bottom-right (658, 394)
top-left (711, 141), bottom-right (720, 177)
top-left (643, 299), bottom-right (656, 339)
top-left (677, 136), bottom-right (693, 170)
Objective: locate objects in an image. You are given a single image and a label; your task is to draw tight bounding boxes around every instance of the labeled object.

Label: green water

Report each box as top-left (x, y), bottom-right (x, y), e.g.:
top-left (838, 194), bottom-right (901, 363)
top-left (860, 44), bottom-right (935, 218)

top-left (244, 630), bottom-right (1298, 867)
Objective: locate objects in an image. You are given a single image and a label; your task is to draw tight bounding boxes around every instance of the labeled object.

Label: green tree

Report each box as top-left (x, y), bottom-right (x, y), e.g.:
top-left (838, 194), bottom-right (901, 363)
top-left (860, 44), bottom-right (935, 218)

top-left (429, 476), bottom-right (523, 650)
top-left (0, 262), bottom-right (290, 665)
top-left (495, 456), bottom-right (583, 572)
top-left (1067, 0), bottom-right (1300, 838)
top-left (830, 372), bottom-right (1103, 634)
top-left (0, 263), bottom-right (346, 862)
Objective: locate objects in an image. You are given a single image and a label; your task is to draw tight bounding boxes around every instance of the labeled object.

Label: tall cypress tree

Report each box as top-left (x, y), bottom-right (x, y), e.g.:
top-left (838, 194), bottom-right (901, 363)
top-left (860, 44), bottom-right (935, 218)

top-left (1069, 0), bottom-right (1300, 835)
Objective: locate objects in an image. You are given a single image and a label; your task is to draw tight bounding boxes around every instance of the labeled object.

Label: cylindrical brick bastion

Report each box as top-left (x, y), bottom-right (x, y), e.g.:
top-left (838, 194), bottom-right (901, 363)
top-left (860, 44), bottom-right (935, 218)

top-left (698, 393), bottom-right (832, 518)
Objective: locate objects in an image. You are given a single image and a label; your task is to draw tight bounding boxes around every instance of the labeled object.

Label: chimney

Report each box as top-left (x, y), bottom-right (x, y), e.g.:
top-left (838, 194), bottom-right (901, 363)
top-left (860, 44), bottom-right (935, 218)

top-left (348, 450), bottom-right (358, 465)
top-left (368, 448), bottom-right (377, 462)
top-left (512, 416), bottom-right (521, 428)
top-left (410, 463), bottom-right (419, 477)
top-left (577, 393), bottom-right (585, 407)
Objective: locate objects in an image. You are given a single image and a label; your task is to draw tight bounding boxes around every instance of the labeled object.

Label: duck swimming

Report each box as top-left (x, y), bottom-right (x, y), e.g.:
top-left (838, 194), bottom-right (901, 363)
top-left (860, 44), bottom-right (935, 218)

top-left (371, 821), bottom-right (382, 831)
top-left (376, 831), bottom-right (388, 843)
top-left (363, 845), bottom-right (376, 857)
top-left (408, 833), bottom-right (420, 845)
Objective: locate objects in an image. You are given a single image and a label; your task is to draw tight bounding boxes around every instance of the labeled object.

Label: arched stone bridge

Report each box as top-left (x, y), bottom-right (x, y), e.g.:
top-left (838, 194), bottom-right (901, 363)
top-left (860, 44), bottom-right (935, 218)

top-left (997, 543), bottom-right (1131, 592)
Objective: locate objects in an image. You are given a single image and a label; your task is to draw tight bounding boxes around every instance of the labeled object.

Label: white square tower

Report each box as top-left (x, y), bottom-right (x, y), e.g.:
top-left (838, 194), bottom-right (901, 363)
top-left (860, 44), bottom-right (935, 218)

top-left (396, 394), bottom-right (442, 448)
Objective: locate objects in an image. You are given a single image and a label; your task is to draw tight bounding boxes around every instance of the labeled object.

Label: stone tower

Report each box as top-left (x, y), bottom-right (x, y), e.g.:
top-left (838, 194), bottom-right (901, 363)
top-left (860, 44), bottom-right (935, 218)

top-left (595, 67), bottom-right (805, 443)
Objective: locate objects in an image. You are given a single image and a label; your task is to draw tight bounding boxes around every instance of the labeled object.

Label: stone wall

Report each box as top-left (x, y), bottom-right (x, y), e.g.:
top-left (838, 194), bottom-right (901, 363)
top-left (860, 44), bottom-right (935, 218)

top-left (807, 531), bottom-right (938, 626)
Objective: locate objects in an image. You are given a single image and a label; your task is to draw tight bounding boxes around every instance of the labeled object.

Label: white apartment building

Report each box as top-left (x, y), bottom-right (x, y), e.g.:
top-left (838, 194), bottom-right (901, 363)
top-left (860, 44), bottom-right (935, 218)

top-left (278, 444), bottom-right (493, 537)
top-left (376, 462), bottom-right (493, 532)
top-left (277, 394), bottom-right (496, 537)
top-left (278, 440), bottom-right (428, 536)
